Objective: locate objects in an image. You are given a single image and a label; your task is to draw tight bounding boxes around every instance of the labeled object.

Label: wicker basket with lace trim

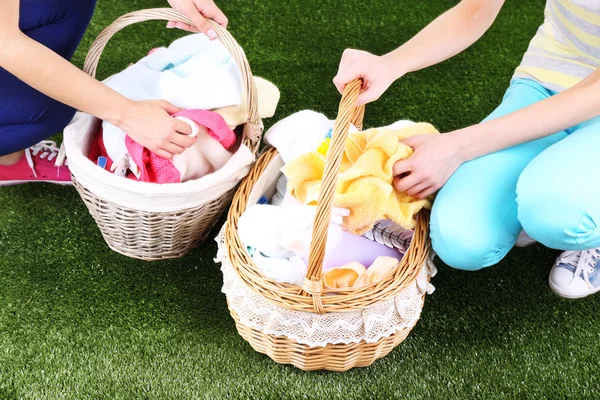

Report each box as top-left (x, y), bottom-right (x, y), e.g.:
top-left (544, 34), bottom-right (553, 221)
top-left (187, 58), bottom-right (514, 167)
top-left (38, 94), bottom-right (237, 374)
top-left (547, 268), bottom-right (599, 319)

top-left (217, 79), bottom-right (434, 371)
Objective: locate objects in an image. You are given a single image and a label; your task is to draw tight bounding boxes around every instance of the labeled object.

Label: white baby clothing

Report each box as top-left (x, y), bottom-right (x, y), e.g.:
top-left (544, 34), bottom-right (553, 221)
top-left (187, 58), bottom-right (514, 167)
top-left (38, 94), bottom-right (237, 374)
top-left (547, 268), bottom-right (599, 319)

top-left (238, 204), bottom-right (320, 258)
top-left (264, 110), bottom-right (334, 164)
top-left (171, 122), bottom-right (233, 182)
top-left (246, 247), bottom-right (307, 286)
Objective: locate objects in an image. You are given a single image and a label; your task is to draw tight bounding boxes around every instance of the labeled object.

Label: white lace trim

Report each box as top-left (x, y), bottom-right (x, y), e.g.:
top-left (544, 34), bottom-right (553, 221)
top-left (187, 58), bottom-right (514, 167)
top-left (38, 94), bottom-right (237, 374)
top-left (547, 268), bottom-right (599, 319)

top-left (216, 225), bottom-right (436, 348)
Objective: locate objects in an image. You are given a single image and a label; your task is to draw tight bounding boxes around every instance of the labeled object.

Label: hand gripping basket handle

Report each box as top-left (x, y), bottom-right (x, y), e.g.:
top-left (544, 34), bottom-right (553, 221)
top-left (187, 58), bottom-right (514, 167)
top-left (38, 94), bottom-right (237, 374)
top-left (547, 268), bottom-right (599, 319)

top-left (82, 8), bottom-right (262, 149)
top-left (301, 79), bottom-right (365, 308)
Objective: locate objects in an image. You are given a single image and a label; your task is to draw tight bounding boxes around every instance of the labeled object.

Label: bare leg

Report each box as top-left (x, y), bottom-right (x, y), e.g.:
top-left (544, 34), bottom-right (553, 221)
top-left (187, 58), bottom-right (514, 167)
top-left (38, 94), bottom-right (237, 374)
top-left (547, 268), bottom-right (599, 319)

top-left (0, 151), bottom-right (24, 166)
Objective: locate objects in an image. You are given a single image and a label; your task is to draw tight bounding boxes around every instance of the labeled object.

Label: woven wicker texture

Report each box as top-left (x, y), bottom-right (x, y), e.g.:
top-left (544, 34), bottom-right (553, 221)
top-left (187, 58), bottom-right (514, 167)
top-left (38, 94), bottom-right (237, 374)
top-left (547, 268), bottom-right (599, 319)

top-left (71, 9), bottom-right (261, 260)
top-left (229, 305), bottom-right (417, 372)
top-left (73, 177), bottom-right (234, 260)
top-left (224, 79), bottom-right (431, 371)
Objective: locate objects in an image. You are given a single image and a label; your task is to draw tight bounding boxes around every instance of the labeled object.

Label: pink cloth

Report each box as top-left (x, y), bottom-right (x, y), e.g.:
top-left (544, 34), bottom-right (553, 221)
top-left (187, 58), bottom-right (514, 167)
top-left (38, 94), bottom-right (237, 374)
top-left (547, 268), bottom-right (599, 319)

top-left (125, 136), bottom-right (180, 183)
top-left (173, 109), bottom-right (236, 149)
top-left (125, 109), bottom-right (236, 184)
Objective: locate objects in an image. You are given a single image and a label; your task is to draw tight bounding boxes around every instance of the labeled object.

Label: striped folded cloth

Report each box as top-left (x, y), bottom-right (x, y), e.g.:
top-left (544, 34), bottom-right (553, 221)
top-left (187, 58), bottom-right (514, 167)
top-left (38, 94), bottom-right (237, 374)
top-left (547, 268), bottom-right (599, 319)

top-left (363, 220), bottom-right (414, 254)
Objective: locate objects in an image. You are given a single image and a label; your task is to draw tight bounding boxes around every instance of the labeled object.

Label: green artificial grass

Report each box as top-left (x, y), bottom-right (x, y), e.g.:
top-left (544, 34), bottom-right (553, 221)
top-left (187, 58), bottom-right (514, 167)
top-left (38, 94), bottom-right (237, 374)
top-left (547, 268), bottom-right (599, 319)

top-left (2, 0), bottom-right (600, 398)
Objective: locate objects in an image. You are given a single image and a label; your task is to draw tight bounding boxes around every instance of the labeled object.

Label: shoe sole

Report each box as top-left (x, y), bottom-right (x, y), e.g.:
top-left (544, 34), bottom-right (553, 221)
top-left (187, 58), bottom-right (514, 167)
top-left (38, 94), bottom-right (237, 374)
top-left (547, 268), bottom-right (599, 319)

top-left (0, 180), bottom-right (73, 187)
top-left (548, 277), bottom-right (600, 299)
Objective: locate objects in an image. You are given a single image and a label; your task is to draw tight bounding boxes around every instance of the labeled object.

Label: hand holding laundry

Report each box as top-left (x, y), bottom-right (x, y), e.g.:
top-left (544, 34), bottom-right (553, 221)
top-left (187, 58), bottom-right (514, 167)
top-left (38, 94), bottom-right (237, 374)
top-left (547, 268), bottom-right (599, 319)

top-left (166, 0), bottom-right (228, 39)
top-left (117, 100), bottom-right (197, 159)
top-left (170, 109), bottom-right (237, 182)
top-left (283, 123), bottom-right (439, 235)
top-left (238, 115), bottom-right (425, 287)
top-left (100, 33), bottom-right (280, 174)
top-left (393, 132), bottom-right (463, 199)
top-left (121, 109), bottom-right (237, 184)
top-left (96, 33), bottom-right (280, 183)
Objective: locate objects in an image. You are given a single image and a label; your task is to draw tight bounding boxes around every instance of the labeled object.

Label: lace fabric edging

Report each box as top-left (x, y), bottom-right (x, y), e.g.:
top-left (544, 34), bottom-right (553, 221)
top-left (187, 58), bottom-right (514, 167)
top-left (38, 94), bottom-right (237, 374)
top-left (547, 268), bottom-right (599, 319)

top-left (216, 225), bottom-right (436, 348)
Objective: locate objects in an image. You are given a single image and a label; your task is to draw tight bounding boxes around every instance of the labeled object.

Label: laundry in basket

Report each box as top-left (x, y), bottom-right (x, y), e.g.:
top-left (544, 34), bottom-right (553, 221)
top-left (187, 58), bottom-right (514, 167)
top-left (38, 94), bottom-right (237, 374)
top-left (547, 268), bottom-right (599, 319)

top-left (217, 79), bottom-right (436, 372)
top-left (62, 9), bottom-right (275, 260)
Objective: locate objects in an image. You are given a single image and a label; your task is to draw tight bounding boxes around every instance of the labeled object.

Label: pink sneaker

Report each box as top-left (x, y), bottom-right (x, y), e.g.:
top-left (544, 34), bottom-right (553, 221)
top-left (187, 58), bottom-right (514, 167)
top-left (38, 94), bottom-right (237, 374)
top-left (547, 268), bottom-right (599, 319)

top-left (0, 141), bottom-right (72, 186)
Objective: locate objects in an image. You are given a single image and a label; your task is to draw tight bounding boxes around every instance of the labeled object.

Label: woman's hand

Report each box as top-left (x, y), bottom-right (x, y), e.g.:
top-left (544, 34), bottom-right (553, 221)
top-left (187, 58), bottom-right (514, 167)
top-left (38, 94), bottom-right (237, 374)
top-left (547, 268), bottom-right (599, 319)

top-left (393, 133), bottom-right (464, 199)
top-left (333, 49), bottom-right (401, 105)
top-left (113, 100), bottom-right (196, 160)
top-left (166, 0), bottom-right (228, 39)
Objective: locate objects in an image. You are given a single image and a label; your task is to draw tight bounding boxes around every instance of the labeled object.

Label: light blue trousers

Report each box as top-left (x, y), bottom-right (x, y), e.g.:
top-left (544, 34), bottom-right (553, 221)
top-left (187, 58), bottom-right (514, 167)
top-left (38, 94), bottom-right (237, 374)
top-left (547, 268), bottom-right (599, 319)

top-left (430, 78), bottom-right (600, 271)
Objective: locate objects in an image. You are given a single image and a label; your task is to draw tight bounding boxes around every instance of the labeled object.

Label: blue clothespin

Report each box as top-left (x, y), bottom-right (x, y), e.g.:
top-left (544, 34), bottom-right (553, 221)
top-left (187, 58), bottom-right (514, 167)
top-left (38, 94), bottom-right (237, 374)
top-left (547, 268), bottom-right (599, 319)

top-left (325, 128), bottom-right (333, 139)
top-left (97, 156), bottom-right (107, 170)
top-left (257, 196), bottom-right (269, 205)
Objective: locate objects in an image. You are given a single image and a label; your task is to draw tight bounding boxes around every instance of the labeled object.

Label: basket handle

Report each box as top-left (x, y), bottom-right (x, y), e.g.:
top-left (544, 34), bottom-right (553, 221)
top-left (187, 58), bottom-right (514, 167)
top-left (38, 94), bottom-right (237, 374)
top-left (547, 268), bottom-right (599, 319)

top-left (82, 8), bottom-right (262, 150)
top-left (301, 79), bottom-right (365, 310)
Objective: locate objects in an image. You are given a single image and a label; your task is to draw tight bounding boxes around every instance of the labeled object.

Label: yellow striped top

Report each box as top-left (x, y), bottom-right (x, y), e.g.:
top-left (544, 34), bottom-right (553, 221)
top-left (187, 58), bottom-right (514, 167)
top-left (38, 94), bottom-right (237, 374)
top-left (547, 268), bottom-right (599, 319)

top-left (513, 0), bottom-right (600, 92)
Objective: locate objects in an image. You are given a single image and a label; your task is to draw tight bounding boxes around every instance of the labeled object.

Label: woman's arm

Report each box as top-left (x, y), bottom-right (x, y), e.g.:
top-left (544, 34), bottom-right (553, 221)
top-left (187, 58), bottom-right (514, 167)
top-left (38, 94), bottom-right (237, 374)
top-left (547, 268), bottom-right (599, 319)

top-left (454, 69), bottom-right (600, 160)
top-left (333, 0), bottom-right (506, 104)
top-left (393, 68), bottom-right (600, 198)
top-left (0, 0), bottom-right (227, 158)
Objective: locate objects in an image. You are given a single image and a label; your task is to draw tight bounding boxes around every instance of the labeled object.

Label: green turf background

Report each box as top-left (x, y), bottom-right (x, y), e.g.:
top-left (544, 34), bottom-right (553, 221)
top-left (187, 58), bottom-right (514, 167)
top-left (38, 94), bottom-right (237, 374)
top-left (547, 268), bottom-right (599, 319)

top-left (2, 0), bottom-right (599, 398)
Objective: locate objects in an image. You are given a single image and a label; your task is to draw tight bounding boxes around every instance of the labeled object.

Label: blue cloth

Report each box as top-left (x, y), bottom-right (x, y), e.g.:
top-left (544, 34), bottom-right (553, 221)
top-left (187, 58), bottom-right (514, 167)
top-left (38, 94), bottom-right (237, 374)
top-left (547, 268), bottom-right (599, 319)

top-left (0, 0), bottom-right (96, 156)
top-left (430, 78), bottom-right (600, 271)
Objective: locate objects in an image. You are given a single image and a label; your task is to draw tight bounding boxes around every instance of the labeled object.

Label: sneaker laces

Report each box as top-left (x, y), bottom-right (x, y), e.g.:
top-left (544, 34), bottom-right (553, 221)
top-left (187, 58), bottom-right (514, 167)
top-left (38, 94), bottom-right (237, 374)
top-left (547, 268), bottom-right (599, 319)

top-left (560, 248), bottom-right (600, 289)
top-left (25, 140), bottom-right (67, 178)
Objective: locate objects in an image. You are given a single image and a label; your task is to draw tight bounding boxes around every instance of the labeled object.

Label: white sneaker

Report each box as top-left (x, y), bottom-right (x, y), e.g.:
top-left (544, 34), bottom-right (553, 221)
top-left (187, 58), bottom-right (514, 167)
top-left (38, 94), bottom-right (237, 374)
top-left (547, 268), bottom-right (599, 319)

top-left (549, 248), bottom-right (600, 299)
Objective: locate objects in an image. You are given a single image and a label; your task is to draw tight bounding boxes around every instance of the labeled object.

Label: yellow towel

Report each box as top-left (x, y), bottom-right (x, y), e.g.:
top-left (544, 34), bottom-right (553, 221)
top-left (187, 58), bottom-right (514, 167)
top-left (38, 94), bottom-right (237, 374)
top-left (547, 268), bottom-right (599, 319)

top-left (282, 123), bottom-right (439, 235)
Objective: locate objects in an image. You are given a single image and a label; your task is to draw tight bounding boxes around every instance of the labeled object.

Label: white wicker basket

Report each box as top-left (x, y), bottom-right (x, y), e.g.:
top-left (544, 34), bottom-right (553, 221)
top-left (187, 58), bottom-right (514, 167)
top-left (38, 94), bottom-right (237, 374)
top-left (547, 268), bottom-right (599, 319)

top-left (63, 8), bottom-right (262, 260)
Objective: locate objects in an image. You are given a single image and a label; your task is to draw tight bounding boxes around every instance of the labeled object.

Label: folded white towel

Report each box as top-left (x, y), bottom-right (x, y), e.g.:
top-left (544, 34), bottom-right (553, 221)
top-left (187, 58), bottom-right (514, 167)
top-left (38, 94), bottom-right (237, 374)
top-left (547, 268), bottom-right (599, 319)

top-left (264, 110), bottom-right (334, 164)
top-left (238, 204), bottom-right (316, 258)
top-left (264, 110), bottom-right (365, 164)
